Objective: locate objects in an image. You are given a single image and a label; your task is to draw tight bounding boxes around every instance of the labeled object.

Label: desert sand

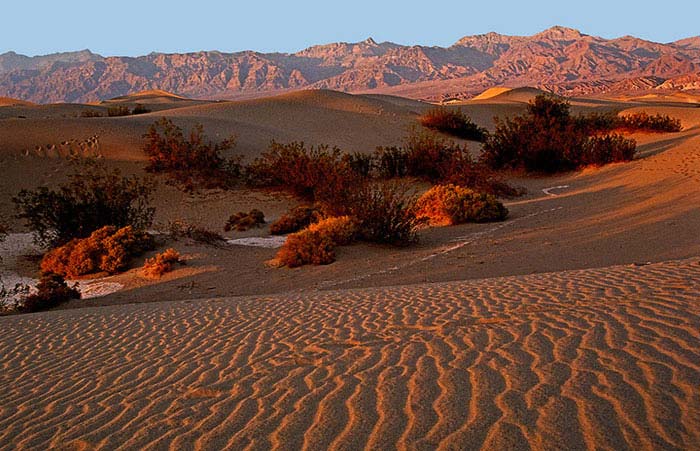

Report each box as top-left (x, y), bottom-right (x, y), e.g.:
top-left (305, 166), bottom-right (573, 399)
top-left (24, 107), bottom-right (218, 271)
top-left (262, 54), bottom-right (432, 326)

top-left (1, 88), bottom-right (700, 449)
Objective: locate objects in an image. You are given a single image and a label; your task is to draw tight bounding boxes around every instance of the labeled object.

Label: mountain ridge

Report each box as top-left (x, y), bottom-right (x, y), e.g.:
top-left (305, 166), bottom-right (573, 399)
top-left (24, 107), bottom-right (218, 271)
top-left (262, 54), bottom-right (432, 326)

top-left (2, 26), bottom-right (699, 103)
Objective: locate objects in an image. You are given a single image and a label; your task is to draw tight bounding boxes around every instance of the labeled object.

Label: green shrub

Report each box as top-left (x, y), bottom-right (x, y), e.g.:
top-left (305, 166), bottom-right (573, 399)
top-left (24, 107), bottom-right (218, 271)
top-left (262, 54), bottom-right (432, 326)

top-left (415, 184), bottom-right (508, 226)
top-left (40, 226), bottom-right (155, 278)
top-left (224, 209), bottom-right (265, 232)
top-left (270, 205), bottom-right (323, 235)
top-left (420, 107), bottom-right (487, 141)
top-left (107, 105), bottom-right (131, 117)
top-left (143, 118), bottom-right (240, 191)
top-left (13, 160), bottom-right (155, 247)
top-left (347, 182), bottom-right (419, 246)
top-left (482, 95), bottom-right (638, 173)
top-left (21, 273), bottom-right (80, 313)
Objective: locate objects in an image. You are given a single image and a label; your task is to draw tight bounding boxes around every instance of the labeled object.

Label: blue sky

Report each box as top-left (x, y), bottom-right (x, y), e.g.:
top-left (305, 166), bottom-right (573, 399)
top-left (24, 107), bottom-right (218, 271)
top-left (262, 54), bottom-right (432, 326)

top-left (3, 0), bottom-right (700, 56)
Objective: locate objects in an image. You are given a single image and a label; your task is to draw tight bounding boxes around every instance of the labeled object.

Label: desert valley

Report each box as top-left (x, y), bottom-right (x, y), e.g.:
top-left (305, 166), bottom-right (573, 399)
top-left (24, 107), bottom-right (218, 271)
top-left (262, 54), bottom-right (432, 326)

top-left (0, 25), bottom-right (699, 450)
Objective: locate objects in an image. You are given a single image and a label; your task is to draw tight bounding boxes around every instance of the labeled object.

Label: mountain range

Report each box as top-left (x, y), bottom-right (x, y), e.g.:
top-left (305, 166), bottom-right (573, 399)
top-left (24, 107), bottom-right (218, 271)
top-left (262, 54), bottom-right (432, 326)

top-left (2, 26), bottom-right (700, 104)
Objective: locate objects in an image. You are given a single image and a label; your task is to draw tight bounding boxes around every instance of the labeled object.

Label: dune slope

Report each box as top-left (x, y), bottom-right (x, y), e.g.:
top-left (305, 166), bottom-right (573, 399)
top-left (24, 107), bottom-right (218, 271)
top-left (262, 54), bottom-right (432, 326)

top-left (0, 258), bottom-right (698, 450)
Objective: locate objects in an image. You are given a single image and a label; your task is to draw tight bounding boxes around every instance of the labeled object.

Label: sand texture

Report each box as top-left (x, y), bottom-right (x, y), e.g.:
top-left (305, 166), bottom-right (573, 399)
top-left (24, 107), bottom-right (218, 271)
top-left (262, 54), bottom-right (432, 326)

top-left (1, 258), bottom-right (698, 450)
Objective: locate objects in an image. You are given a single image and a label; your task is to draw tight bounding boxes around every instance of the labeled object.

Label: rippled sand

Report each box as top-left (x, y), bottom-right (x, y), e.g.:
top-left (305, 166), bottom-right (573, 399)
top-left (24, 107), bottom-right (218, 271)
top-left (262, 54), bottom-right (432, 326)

top-left (1, 258), bottom-right (698, 450)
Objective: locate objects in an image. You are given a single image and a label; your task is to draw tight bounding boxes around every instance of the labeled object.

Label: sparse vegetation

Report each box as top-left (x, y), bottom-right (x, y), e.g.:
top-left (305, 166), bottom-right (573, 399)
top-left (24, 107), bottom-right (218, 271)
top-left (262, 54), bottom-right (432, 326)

top-left (224, 209), bottom-right (265, 232)
top-left (40, 226), bottom-right (155, 278)
top-left (143, 118), bottom-right (241, 191)
top-left (167, 220), bottom-right (225, 245)
top-left (415, 184), bottom-right (508, 226)
top-left (107, 105), bottom-right (131, 117)
top-left (142, 248), bottom-right (183, 279)
top-left (420, 107), bottom-right (487, 141)
top-left (306, 216), bottom-right (357, 246)
top-left (347, 182), bottom-right (419, 246)
top-left (20, 273), bottom-right (80, 313)
top-left (13, 160), bottom-right (155, 247)
top-left (131, 104), bottom-right (151, 115)
top-left (80, 109), bottom-right (103, 118)
top-left (270, 205), bottom-right (323, 235)
top-left (482, 95), bottom-right (639, 173)
top-left (275, 229), bottom-right (336, 268)
top-left (617, 112), bottom-right (682, 133)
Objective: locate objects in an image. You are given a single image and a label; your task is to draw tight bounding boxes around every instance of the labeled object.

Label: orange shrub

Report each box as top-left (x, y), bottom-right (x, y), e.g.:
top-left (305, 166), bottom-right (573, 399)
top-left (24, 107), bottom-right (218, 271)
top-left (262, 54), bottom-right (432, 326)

top-left (41, 226), bottom-right (154, 278)
top-left (275, 230), bottom-right (336, 267)
top-left (415, 184), bottom-right (508, 226)
top-left (142, 248), bottom-right (183, 279)
top-left (306, 216), bottom-right (357, 246)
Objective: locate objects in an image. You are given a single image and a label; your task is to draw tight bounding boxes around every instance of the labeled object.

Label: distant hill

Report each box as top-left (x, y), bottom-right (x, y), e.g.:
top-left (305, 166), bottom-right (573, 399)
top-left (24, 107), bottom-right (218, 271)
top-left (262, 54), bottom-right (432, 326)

top-left (2, 26), bottom-right (700, 103)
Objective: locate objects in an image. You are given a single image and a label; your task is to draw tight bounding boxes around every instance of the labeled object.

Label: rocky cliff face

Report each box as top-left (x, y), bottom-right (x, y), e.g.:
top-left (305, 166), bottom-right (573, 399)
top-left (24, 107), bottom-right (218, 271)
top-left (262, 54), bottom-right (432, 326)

top-left (2, 26), bottom-right (699, 103)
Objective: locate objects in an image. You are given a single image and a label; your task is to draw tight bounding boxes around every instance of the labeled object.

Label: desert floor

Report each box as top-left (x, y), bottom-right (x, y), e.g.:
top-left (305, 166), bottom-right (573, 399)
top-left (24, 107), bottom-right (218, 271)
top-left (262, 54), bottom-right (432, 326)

top-left (0, 88), bottom-right (699, 449)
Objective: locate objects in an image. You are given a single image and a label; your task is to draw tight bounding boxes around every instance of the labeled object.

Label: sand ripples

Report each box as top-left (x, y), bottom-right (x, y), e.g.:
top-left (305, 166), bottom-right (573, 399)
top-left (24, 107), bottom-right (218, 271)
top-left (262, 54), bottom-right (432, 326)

top-left (1, 259), bottom-right (699, 450)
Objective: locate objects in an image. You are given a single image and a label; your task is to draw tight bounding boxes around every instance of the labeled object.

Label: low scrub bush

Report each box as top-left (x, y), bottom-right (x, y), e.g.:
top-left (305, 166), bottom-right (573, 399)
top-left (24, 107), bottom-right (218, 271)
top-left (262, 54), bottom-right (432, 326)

top-left (270, 205), bottom-right (323, 235)
top-left (107, 105), bottom-right (131, 117)
top-left (142, 248), bottom-right (183, 279)
top-left (482, 95), bottom-right (638, 173)
top-left (415, 184), bottom-right (508, 226)
top-left (420, 107), bottom-right (487, 141)
top-left (167, 220), bottom-right (225, 245)
top-left (347, 182), bottom-right (419, 246)
top-left (80, 109), bottom-right (103, 118)
top-left (21, 273), bottom-right (80, 313)
top-left (342, 152), bottom-right (374, 177)
top-left (617, 112), bottom-right (682, 133)
top-left (306, 216), bottom-right (357, 246)
top-left (374, 146), bottom-right (409, 178)
top-left (583, 134), bottom-right (637, 165)
top-left (247, 141), bottom-right (359, 208)
top-left (275, 230), bottom-right (336, 267)
top-left (14, 160), bottom-right (155, 247)
top-left (131, 104), bottom-right (151, 115)
top-left (143, 118), bottom-right (241, 191)
top-left (40, 226), bottom-right (154, 278)
top-left (224, 209), bottom-right (265, 232)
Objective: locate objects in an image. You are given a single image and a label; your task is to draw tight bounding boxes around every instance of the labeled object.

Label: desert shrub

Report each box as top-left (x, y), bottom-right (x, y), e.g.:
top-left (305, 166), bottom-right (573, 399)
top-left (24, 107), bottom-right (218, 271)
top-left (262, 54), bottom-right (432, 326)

top-left (247, 141), bottom-right (360, 208)
top-left (20, 273), bottom-right (80, 313)
top-left (617, 112), bottom-right (682, 133)
top-left (275, 230), bottom-right (336, 267)
top-left (482, 95), bottom-right (637, 173)
top-left (143, 118), bottom-right (240, 191)
top-left (420, 107), bottom-right (487, 141)
top-left (167, 220), bottom-right (225, 245)
top-left (40, 226), bottom-right (154, 278)
top-left (269, 205), bottom-right (323, 235)
top-left (14, 160), bottom-right (155, 247)
top-left (342, 152), bottom-right (374, 177)
top-left (374, 146), bottom-right (409, 178)
top-left (80, 109), bottom-right (103, 118)
top-left (347, 182), bottom-right (419, 246)
top-left (583, 134), bottom-right (637, 165)
top-left (0, 223), bottom-right (6, 242)
top-left (142, 248), bottom-right (183, 279)
top-left (107, 105), bottom-right (131, 117)
top-left (224, 209), bottom-right (265, 232)
top-left (306, 216), bottom-right (357, 246)
top-left (131, 104), bottom-right (151, 115)
top-left (415, 184), bottom-right (508, 226)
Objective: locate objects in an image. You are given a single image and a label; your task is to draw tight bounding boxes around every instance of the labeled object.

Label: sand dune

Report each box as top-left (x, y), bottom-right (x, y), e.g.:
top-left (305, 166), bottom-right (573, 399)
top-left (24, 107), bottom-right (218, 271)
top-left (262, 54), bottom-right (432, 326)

top-left (0, 258), bottom-right (698, 449)
top-left (470, 86), bottom-right (553, 103)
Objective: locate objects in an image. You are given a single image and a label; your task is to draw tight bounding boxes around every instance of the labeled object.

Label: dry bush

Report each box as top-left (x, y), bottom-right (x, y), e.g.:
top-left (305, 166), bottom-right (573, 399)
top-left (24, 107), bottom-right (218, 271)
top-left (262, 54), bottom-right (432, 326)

top-left (13, 160), bottom-right (155, 248)
top-left (482, 95), bottom-right (638, 173)
top-left (224, 209), bottom-right (265, 232)
top-left (306, 216), bottom-right (357, 246)
top-left (420, 107), bottom-right (487, 141)
top-left (246, 141), bottom-right (361, 208)
top-left (270, 205), bottom-right (323, 235)
top-left (107, 105), bottom-right (131, 117)
top-left (142, 248), bottom-right (183, 279)
top-left (342, 152), bottom-right (374, 177)
top-left (21, 273), bottom-right (80, 313)
top-left (617, 112), bottom-right (682, 133)
top-left (347, 182), bottom-right (419, 246)
top-left (131, 104), bottom-right (151, 115)
top-left (167, 220), bottom-right (225, 245)
top-left (583, 134), bottom-right (637, 165)
top-left (275, 230), bottom-right (336, 267)
top-left (374, 146), bottom-right (409, 178)
top-left (415, 184), bottom-right (508, 226)
top-left (40, 226), bottom-right (154, 278)
top-left (143, 118), bottom-right (240, 191)
top-left (80, 109), bottom-right (103, 118)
